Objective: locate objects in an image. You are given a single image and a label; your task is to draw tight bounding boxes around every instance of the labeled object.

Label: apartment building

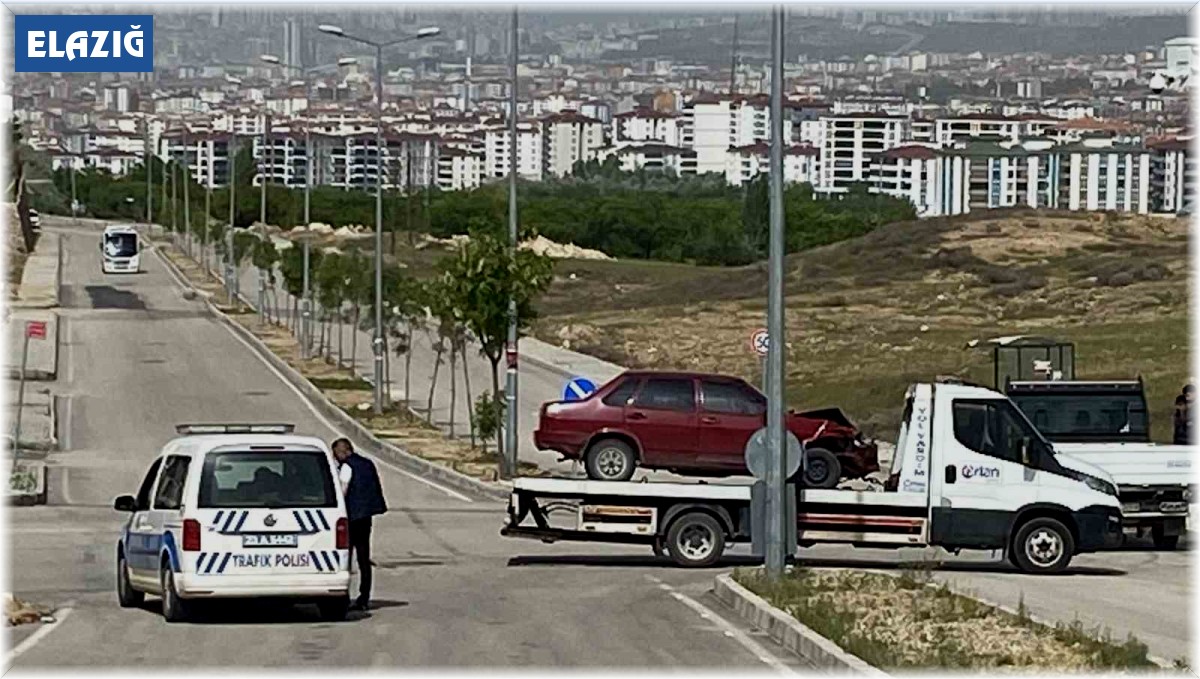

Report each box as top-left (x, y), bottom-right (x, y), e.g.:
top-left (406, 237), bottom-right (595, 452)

top-left (817, 113), bottom-right (909, 193)
top-left (484, 121), bottom-right (544, 181)
top-left (933, 113), bottom-right (1061, 146)
top-left (1058, 137), bottom-right (1152, 214)
top-left (436, 147), bottom-right (485, 191)
top-left (681, 94), bottom-right (796, 175)
top-left (599, 142), bottom-right (694, 175)
top-left (611, 108), bottom-right (683, 146)
top-left (1149, 136), bottom-right (1193, 214)
top-left (869, 144), bottom-right (939, 215)
top-left (541, 110), bottom-right (606, 177)
top-left (724, 143), bottom-right (818, 187)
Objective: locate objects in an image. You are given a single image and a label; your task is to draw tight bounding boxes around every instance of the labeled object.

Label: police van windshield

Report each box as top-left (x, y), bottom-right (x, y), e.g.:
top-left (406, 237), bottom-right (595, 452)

top-left (198, 451), bottom-right (336, 508)
top-left (104, 232), bottom-right (138, 258)
top-left (1009, 393), bottom-right (1148, 441)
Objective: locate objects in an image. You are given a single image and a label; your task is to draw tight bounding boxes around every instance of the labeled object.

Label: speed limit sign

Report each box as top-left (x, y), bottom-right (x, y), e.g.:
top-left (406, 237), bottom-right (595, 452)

top-left (750, 328), bottom-right (769, 356)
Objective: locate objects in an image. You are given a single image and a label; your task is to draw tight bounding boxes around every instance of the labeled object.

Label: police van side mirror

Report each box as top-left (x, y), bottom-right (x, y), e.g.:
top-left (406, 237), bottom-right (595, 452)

top-left (1019, 438), bottom-right (1032, 466)
top-left (114, 495), bottom-right (137, 512)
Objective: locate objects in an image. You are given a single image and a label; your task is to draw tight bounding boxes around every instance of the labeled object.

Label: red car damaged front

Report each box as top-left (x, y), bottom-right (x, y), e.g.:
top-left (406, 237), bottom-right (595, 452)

top-left (534, 370), bottom-right (878, 486)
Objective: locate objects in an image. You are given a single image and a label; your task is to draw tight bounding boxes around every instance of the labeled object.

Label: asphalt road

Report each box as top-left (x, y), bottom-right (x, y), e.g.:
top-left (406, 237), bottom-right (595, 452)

top-left (7, 219), bottom-right (810, 669)
top-left (9, 218), bottom-right (1191, 668)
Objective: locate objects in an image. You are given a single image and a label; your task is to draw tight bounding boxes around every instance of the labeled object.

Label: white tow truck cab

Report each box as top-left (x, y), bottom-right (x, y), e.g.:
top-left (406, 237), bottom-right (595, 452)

top-left (114, 424), bottom-right (351, 622)
top-left (502, 383), bottom-right (1123, 573)
top-left (101, 224), bottom-right (141, 273)
top-left (1007, 379), bottom-right (1192, 550)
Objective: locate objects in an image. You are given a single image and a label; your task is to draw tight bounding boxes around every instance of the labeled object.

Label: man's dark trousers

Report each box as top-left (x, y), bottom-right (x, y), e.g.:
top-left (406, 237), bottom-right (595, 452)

top-left (350, 517), bottom-right (373, 605)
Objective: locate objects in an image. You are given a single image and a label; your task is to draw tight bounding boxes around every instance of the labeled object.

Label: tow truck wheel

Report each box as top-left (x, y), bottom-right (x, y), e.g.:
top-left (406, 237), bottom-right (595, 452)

top-left (1152, 526), bottom-right (1180, 550)
top-left (1010, 517), bottom-right (1075, 574)
top-left (116, 550), bottom-right (144, 608)
top-left (665, 512), bottom-right (725, 568)
top-left (160, 565), bottom-right (190, 623)
top-left (585, 439), bottom-right (636, 482)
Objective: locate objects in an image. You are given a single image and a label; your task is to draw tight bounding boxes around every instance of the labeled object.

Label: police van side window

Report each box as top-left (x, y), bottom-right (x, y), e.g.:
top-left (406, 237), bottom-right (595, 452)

top-left (952, 400), bottom-right (1031, 464)
top-left (135, 458), bottom-right (163, 511)
top-left (153, 456), bottom-right (190, 511)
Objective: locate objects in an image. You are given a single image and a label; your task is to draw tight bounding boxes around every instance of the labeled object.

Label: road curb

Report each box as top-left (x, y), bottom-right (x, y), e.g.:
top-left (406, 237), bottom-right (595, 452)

top-left (152, 243), bottom-right (512, 503)
top-left (712, 573), bottom-right (886, 675)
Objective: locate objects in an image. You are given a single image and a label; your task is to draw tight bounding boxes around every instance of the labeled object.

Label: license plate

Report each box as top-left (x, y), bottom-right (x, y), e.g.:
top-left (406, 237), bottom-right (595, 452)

top-left (1159, 502), bottom-right (1188, 513)
top-left (242, 533), bottom-right (298, 548)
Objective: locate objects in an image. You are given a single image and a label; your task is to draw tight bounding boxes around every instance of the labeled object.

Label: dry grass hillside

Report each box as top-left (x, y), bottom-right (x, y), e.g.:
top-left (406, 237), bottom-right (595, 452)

top-left (532, 209), bottom-right (1190, 442)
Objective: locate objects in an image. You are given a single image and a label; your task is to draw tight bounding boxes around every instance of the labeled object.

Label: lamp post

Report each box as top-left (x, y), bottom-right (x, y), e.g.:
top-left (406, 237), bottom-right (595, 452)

top-left (318, 23), bottom-right (441, 415)
top-left (225, 74), bottom-right (243, 306)
top-left (504, 7), bottom-right (519, 479)
top-left (259, 54), bottom-right (358, 359)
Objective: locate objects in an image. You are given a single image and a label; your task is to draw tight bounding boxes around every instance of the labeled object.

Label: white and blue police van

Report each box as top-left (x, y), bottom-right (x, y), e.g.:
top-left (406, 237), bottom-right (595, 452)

top-left (114, 424), bottom-right (351, 622)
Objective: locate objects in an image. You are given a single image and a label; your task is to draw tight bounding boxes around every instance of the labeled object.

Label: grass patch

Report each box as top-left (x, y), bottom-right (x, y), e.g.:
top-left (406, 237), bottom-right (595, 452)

top-left (735, 568), bottom-right (1157, 671)
top-left (309, 376), bottom-right (373, 391)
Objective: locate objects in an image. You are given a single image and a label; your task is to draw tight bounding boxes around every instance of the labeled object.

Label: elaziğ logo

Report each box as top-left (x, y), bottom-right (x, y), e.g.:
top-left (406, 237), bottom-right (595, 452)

top-left (15, 14), bottom-right (153, 73)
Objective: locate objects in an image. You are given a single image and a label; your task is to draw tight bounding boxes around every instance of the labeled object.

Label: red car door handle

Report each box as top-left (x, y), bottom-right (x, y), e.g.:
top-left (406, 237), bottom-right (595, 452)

top-left (700, 416), bottom-right (719, 424)
top-left (628, 412), bottom-right (647, 420)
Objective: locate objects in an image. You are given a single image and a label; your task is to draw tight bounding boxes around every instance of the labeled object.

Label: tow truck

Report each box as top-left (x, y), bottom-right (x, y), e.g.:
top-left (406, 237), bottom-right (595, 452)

top-left (503, 382), bottom-right (1123, 573)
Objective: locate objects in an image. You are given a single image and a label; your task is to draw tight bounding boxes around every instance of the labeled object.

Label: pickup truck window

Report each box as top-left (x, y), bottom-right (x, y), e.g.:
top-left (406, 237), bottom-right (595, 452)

top-left (632, 378), bottom-right (695, 412)
top-left (953, 400), bottom-right (1037, 463)
top-left (1009, 394), bottom-right (1147, 441)
top-left (700, 379), bottom-right (765, 415)
top-left (602, 377), bottom-right (640, 407)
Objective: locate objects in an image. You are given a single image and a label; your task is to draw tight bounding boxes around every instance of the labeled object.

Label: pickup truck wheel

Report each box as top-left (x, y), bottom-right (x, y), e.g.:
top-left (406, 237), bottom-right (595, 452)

top-left (585, 439), bottom-right (636, 481)
top-left (665, 513), bottom-right (725, 568)
top-left (1010, 518), bottom-right (1075, 574)
top-left (1152, 526), bottom-right (1180, 550)
top-left (802, 448), bottom-right (841, 489)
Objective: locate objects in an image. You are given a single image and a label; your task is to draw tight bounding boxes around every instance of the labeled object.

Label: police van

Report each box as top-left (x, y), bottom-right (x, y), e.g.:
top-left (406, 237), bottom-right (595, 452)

top-left (114, 424), bottom-right (351, 622)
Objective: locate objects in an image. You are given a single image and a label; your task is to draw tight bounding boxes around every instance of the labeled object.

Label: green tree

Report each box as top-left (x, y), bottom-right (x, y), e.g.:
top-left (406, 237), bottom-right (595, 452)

top-left (438, 226), bottom-right (553, 470)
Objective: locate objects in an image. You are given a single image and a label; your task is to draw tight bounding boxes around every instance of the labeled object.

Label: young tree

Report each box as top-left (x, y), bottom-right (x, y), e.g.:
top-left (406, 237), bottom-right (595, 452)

top-left (251, 237), bottom-right (281, 325)
top-left (344, 250), bottom-right (372, 371)
top-left (315, 251), bottom-right (347, 363)
top-left (438, 226), bottom-right (553, 466)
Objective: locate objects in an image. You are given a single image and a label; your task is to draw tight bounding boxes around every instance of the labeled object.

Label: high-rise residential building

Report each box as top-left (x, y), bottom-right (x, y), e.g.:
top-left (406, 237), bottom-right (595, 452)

top-left (816, 114), bottom-right (909, 193)
top-left (541, 111), bottom-right (605, 177)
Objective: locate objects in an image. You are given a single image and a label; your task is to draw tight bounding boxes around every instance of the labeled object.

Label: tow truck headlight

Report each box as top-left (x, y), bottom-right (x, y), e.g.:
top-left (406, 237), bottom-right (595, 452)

top-left (1082, 475), bottom-right (1118, 497)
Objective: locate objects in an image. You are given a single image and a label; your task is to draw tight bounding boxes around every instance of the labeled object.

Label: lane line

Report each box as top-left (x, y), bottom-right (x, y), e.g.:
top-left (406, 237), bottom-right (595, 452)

top-left (3, 604), bottom-right (74, 669)
top-left (646, 576), bottom-right (796, 674)
top-left (151, 246), bottom-right (472, 503)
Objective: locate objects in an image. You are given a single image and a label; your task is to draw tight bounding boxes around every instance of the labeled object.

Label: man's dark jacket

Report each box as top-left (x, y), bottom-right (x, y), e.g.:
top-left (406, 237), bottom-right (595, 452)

top-left (343, 453), bottom-right (387, 521)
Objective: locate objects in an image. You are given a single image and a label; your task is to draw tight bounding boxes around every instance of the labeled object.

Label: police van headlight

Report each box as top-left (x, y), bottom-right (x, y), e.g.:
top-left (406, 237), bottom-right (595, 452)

top-left (1082, 474), bottom-right (1118, 497)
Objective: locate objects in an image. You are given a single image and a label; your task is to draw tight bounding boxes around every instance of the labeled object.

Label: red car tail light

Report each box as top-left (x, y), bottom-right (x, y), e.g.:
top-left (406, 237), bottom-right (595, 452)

top-left (336, 517), bottom-right (349, 549)
top-left (182, 519), bottom-right (201, 551)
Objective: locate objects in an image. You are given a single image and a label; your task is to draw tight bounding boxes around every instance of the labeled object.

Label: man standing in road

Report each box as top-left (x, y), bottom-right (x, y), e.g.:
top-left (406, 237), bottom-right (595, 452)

top-left (331, 438), bottom-right (387, 611)
top-left (1174, 385), bottom-right (1194, 445)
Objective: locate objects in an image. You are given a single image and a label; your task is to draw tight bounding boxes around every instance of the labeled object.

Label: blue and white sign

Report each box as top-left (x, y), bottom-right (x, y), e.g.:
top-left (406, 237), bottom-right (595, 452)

top-left (15, 15), bottom-right (154, 73)
top-left (562, 377), bottom-right (597, 402)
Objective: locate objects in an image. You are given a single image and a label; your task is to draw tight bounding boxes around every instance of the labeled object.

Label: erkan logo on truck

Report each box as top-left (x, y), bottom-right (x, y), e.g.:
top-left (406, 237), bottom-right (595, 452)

top-left (15, 15), bottom-right (153, 73)
top-left (961, 464), bottom-right (1000, 481)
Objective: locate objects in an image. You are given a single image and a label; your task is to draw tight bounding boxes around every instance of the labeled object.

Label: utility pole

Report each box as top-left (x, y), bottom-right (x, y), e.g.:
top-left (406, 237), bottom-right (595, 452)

top-left (204, 156), bottom-right (211, 272)
top-left (503, 6), bottom-right (519, 479)
top-left (69, 162), bottom-right (78, 223)
top-left (183, 128), bottom-right (191, 256)
top-left (170, 143), bottom-right (178, 238)
top-left (227, 133), bottom-right (237, 305)
top-left (259, 111), bottom-right (270, 323)
top-left (764, 4), bottom-right (788, 581)
top-left (145, 123), bottom-right (153, 226)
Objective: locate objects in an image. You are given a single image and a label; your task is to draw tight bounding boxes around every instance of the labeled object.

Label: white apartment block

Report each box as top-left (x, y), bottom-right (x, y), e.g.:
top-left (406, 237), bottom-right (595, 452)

top-left (1149, 137), bottom-right (1193, 214)
top-left (484, 122), bottom-right (544, 181)
top-left (541, 111), bottom-right (605, 178)
top-left (611, 108), bottom-right (683, 147)
top-left (436, 147), bottom-right (485, 191)
top-left (681, 94), bottom-right (795, 175)
top-left (724, 143), bottom-right (818, 187)
top-left (869, 144), bottom-right (939, 216)
top-left (933, 114), bottom-right (1061, 146)
top-left (598, 142), bottom-right (694, 175)
top-left (1059, 138), bottom-right (1152, 214)
top-left (817, 114), bottom-right (909, 193)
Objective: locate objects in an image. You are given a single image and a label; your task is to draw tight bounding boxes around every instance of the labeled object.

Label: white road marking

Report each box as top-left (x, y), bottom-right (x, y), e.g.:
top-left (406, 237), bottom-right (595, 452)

top-left (3, 604), bottom-right (73, 669)
top-left (151, 247), bottom-right (473, 503)
top-left (646, 576), bottom-right (796, 674)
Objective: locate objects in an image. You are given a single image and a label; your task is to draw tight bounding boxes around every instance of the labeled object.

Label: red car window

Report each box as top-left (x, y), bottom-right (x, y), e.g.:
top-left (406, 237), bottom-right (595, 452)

top-left (631, 378), bottom-right (695, 412)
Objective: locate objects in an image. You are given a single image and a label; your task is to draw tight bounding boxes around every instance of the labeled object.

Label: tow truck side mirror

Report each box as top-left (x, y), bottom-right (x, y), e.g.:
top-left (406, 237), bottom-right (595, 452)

top-left (1019, 438), bottom-right (1032, 466)
top-left (114, 495), bottom-right (137, 512)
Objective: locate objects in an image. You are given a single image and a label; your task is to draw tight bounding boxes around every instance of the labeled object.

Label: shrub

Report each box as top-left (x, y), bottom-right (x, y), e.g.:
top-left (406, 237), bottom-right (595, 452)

top-left (1108, 272), bottom-right (1136, 287)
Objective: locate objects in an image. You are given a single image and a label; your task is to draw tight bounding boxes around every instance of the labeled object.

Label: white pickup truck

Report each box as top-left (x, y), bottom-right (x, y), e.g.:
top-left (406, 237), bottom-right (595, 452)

top-left (1007, 380), bottom-right (1192, 549)
top-left (502, 382), bottom-right (1123, 573)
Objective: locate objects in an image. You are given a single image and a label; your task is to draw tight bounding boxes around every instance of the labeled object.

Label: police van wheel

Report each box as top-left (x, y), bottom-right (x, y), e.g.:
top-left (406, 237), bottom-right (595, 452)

top-left (160, 567), bottom-right (190, 623)
top-left (1010, 517), bottom-right (1075, 574)
top-left (116, 552), bottom-right (143, 608)
top-left (317, 597), bottom-right (350, 621)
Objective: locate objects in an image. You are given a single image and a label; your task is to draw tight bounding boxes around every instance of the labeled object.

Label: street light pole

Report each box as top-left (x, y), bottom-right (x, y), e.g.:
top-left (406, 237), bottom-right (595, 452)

top-left (183, 128), bottom-right (191, 256)
top-left (764, 4), bottom-right (788, 580)
top-left (69, 162), bottom-right (77, 223)
top-left (227, 133), bottom-right (237, 305)
top-left (318, 23), bottom-right (441, 416)
top-left (504, 6), bottom-right (519, 479)
top-left (145, 119), bottom-right (153, 226)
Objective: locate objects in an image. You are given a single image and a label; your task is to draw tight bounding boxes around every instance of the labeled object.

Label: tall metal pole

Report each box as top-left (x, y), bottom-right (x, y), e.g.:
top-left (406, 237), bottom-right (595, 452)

top-left (503, 6), bottom-right (520, 479)
top-left (373, 43), bottom-right (385, 414)
top-left (259, 112), bottom-right (270, 322)
top-left (227, 133), bottom-right (237, 305)
top-left (302, 74), bottom-right (313, 361)
top-left (764, 4), bottom-right (788, 580)
top-left (170, 146), bottom-right (178, 236)
top-left (69, 163), bottom-right (77, 223)
top-left (145, 120), bottom-right (153, 226)
top-left (204, 161), bottom-right (211, 271)
top-left (183, 128), bottom-right (192, 256)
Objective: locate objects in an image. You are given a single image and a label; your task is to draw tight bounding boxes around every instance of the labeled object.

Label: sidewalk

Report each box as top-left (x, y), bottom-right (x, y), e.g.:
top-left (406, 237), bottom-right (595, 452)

top-left (6, 233), bottom-right (61, 381)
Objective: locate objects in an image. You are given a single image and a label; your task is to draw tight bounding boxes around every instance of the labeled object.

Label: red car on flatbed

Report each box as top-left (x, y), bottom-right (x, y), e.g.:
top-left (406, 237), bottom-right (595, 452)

top-left (534, 371), bottom-right (879, 486)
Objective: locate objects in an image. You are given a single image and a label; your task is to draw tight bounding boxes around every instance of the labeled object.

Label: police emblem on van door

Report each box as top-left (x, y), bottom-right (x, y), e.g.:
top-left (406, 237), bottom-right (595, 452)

top-left (263, 514), bottom-right (277, 527)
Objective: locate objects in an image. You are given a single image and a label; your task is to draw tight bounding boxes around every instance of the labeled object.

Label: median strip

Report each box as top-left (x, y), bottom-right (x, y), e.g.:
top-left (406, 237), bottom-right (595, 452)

top-left (727, 566), bottom-right (1162, 672)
